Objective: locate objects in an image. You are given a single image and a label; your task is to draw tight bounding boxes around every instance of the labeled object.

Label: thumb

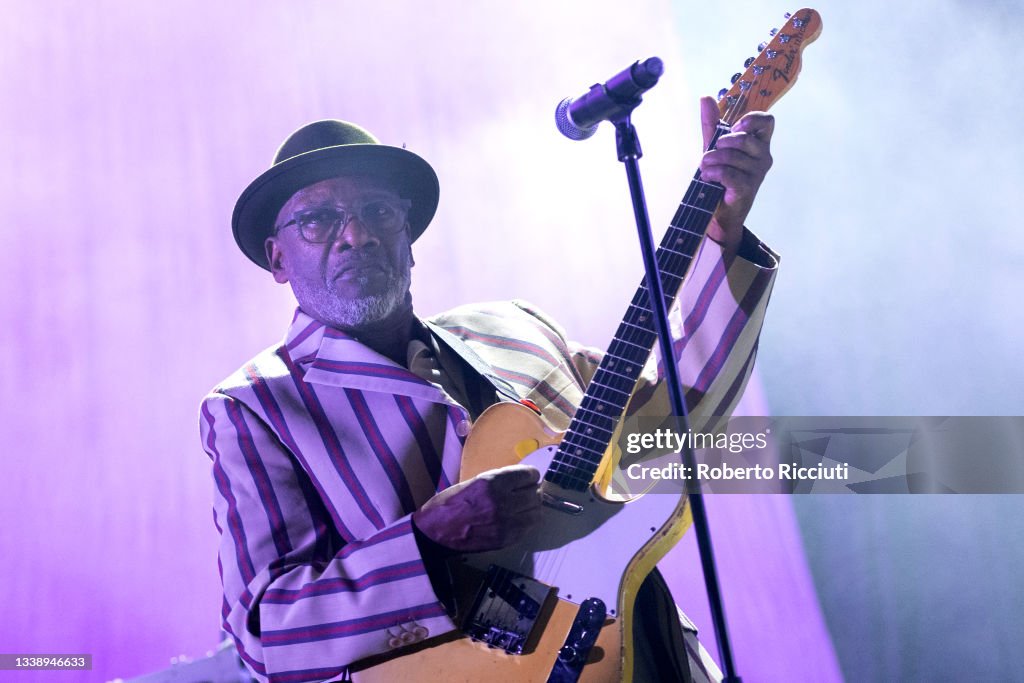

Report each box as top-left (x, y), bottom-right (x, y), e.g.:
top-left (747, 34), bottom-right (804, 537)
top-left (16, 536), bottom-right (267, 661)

top-left (700, 95), bottom-right (720, 151)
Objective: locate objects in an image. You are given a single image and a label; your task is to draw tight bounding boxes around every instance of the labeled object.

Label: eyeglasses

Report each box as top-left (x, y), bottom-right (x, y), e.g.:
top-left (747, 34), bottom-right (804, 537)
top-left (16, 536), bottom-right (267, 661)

top-left (275, 197), bottom-right (412, 243)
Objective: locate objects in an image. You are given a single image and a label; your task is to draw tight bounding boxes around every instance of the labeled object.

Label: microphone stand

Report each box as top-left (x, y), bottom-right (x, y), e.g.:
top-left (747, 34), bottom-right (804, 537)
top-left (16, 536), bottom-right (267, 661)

top-left (610, 110), bottom-right (742, 683)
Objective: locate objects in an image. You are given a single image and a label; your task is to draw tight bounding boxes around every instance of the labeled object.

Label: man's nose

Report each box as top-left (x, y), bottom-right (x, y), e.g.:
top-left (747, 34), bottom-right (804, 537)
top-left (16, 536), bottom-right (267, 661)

top-left (333, 216), bottom-right (379, 249)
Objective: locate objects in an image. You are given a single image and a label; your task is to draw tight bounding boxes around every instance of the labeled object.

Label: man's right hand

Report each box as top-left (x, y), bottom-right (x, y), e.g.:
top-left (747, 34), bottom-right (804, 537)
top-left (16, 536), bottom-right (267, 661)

top-left (412, 464), bottom-right (543, 554)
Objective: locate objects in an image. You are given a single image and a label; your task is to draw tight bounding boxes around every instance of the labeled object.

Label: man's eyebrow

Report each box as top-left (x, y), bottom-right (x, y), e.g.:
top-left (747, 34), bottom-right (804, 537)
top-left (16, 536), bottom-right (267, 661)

top-left (294, 201), bottom-right (339, 211)
top-left (357, 190), bottom-right (402, 200)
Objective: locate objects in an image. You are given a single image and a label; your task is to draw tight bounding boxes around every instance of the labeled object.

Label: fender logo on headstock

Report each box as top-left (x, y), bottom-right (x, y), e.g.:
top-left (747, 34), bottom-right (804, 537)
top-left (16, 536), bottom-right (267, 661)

top-left (717, 8), bottom-right (823, 123)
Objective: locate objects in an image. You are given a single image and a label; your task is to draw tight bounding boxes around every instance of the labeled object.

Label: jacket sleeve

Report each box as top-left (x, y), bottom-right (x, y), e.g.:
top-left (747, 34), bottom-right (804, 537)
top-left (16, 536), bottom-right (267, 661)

top-left (200, 392), bottom-right (457, 683)
top-left (638, 228), bottom-right (777, 423)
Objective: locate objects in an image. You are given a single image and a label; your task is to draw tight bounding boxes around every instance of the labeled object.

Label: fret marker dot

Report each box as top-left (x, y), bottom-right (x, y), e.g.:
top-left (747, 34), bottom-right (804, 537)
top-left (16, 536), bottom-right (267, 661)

top-left (698, 192), bottom-right (705, 199)
top-left (586, 428), bottom-right (593, 435)
top-left (597, 404), bottom-right (605, 411)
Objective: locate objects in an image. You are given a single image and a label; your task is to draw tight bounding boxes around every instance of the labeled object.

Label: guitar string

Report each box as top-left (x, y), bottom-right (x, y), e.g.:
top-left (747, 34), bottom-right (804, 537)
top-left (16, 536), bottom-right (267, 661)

top-left (485, 566), bottom-right (511, 643)
top-left (548, 181), bottom-right (709, 487)
top-left (552, 94), bottom-right (739, 465)
top-left (547, 8), bottom-right (776, 483)
top-left (473, 87), bottom-right (748, 643)
top-left (519, 123), bottom-right (731, 623)
top-left (551, 195), bottom-right (701, 480)
top-left (497, 565), bottom-right (518, 643)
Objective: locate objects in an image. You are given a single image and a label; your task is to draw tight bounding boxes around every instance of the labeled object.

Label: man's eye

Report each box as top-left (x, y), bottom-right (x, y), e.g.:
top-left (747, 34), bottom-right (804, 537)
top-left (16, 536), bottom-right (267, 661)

top-left (365, 202), bottom-right (394, 219)
top-left (299, 209), bottom-right (342, 228)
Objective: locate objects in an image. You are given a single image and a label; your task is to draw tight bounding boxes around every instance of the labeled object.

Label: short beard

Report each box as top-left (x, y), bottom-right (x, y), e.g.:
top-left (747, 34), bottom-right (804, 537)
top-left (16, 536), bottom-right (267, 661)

top-left (333, 265), bottom-right (411, 328)
top-left (293, 259), bottom-right (412, 330)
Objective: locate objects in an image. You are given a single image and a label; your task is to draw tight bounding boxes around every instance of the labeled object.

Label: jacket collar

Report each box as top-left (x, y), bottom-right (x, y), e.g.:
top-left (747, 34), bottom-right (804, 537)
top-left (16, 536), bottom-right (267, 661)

top-left (283, 309), bottom-right (447, 402)
top-left (283, 309), bottom-right (522, 407)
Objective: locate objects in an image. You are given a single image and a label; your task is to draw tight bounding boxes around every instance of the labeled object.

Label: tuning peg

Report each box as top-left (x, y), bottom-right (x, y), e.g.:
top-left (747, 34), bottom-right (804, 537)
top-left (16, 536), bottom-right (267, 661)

top-left (730, 72), bottom-right (742, 84)
top-left (769, 28), bottom-right (778, 36)
top-left (744, 57), bottom-right (755, 67)
top-left (717, 87), bottom-right (728, 100)
top-left (757, 41), bottom-right (767, 52)
top-left (784, 12), bottom-right (791, 19)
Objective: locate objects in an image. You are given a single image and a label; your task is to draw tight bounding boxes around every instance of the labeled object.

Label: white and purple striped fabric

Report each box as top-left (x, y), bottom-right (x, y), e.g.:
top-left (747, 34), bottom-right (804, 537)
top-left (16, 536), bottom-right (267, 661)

top-left (200, 235), bottom-right (777, 682)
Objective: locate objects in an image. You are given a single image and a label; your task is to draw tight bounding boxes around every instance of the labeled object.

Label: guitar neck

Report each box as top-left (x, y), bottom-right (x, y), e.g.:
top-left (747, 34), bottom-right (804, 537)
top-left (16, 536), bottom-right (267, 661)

top-left (545, 143), bottom-right (728, 492)
top-left (544, 7), bottom-right (822, 491)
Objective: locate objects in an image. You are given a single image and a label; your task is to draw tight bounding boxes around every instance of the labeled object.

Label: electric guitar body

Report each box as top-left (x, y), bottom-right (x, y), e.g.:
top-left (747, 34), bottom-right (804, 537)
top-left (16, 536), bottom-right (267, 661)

top-left (354, 402), bottom-right (688, 683)
top-left (352, 9), bottom-right (821, 681)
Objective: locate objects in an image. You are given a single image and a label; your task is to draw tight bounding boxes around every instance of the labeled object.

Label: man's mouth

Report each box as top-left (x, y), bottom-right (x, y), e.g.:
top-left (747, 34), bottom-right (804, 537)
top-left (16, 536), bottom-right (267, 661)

top-left (334, 260), bottom-right (387, 280)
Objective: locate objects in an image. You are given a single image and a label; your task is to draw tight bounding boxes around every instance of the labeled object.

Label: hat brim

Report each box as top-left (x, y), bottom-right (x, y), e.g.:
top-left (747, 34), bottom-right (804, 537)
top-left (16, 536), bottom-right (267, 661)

top-left (232, 144), bottom-right (439, 270)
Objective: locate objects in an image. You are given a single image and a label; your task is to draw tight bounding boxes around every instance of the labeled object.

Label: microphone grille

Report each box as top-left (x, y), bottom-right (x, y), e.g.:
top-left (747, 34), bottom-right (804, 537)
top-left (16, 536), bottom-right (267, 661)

top-left (555, 97), bottom-right (598, 141)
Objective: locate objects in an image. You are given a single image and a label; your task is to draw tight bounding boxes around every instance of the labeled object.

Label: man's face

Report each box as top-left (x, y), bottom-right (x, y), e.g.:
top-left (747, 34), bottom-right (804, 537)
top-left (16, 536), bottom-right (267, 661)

top-left (265, 176), bottom-right (414, 330)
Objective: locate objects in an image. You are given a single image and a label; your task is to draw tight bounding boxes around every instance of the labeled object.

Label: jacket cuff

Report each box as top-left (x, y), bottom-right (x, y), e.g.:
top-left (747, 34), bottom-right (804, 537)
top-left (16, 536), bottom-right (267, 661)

top-left (734, 226), bottom-right (779, 270)
top-left (412, 517), bottom-right (458, 617)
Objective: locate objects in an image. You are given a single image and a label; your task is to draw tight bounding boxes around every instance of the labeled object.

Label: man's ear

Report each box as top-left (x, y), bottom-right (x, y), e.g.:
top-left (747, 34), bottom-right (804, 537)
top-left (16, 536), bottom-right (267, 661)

top-left (265, 236), bottom-right (289, 284)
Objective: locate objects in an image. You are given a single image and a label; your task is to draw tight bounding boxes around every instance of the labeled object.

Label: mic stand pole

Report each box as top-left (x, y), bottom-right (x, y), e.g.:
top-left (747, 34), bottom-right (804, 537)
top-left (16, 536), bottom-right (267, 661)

top-left (612, 113), bottom-right (742, 683)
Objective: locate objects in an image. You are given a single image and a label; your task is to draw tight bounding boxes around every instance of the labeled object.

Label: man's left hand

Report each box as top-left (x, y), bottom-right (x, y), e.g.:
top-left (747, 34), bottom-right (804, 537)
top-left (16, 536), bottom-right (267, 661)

top-left (698, 95), bottom-right (775, 254)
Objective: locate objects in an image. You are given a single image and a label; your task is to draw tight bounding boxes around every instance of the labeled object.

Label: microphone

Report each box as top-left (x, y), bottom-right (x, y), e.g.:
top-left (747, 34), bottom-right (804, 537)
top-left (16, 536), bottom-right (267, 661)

top-left (555, 57), bottom-right (664, 141)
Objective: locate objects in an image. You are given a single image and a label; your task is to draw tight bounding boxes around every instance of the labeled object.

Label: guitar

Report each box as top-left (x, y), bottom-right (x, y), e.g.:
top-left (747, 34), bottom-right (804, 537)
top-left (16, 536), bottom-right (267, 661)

top-left (355, 9), bottom-right (821, 682)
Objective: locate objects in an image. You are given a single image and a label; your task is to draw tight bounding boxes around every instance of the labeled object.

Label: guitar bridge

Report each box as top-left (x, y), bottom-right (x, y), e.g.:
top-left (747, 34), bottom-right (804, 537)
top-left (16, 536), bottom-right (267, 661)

top-left (463, 565), bottom-right (554, 654)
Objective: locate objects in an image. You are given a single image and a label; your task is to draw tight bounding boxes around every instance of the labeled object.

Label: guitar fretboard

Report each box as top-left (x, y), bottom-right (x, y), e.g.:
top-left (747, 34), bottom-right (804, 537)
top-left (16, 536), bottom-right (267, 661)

top-left (545, 133), bottom-right (729, 492)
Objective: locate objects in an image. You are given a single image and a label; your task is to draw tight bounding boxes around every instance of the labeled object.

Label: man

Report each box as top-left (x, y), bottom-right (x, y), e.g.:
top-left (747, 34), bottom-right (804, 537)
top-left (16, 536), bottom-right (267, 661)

top-left (201, 96), bottom-right (777, 682)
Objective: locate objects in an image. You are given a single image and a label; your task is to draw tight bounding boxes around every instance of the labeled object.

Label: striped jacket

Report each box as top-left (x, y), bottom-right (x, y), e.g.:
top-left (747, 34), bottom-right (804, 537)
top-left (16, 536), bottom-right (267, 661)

top-left (200, 235), bottom-right (777, 682)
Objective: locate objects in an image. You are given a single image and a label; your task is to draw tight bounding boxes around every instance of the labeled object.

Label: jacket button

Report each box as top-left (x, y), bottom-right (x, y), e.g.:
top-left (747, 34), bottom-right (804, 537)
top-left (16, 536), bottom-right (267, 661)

top-left (455, 420), bottom-right (471, 437)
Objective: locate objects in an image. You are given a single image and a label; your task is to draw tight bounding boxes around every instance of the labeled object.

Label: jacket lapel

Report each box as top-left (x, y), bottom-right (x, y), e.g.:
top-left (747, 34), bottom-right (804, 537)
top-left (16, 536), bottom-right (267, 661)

top-left (282, 310), bottom-right (524, 409)
top-left (285, 310), bottom-right (449, 403)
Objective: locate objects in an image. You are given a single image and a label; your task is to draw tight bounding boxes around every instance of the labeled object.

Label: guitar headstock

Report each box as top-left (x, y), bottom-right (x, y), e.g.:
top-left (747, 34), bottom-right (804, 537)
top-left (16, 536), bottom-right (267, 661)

top-left (716, 8), bottom-right (823, 124)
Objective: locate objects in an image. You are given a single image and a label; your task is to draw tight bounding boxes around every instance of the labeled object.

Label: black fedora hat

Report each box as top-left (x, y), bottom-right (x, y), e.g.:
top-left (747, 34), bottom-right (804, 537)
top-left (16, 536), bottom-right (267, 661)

top-left (232, 120), bottom-right (440, 270)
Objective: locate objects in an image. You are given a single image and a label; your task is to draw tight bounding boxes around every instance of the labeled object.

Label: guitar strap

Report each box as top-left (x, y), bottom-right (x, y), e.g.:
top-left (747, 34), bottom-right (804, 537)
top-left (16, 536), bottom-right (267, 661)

top-left (423, 320), bottom-right (522, 419)
top-left (635, 569), bottom-right (694, 682)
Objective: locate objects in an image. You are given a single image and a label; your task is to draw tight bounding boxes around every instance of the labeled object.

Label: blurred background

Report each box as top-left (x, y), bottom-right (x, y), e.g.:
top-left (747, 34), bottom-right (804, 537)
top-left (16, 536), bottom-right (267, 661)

top-left (1, 1), bottom-right (1021, 681)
